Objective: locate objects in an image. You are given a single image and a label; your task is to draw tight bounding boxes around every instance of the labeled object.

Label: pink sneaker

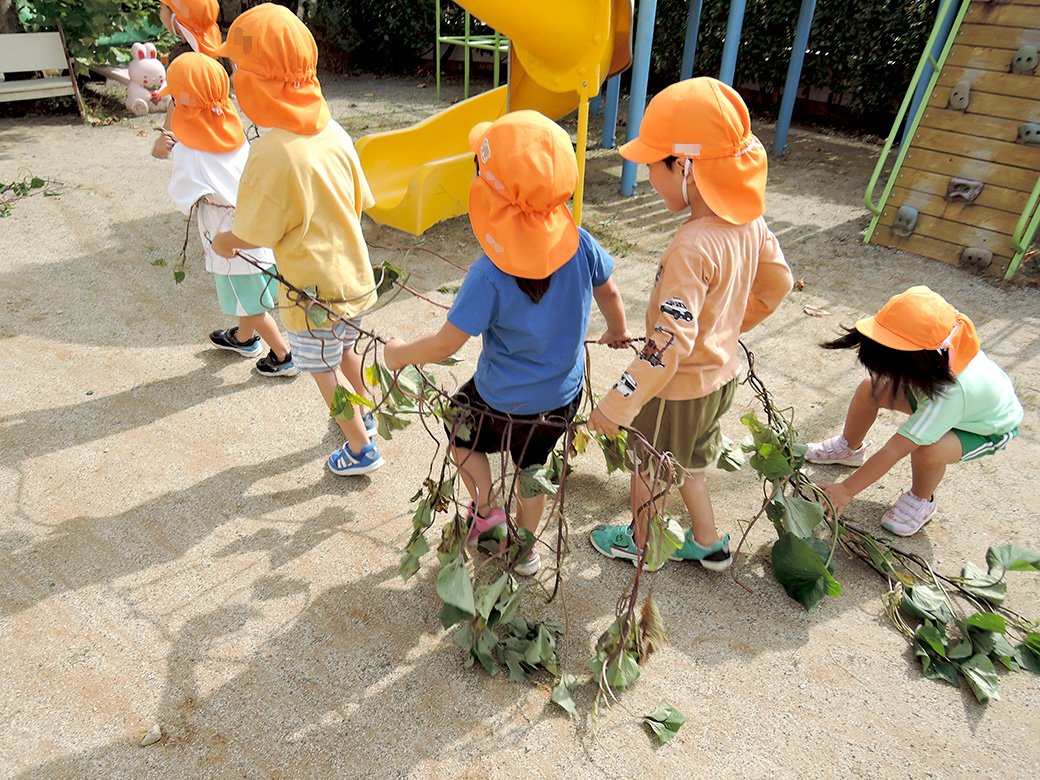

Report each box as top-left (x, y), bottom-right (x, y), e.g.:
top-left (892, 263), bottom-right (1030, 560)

top-left (464, 505), bottom-right (507, 547)
top-left (881, 491), bottom-right (937, 537)
top-left (805, 435), bottom-right (867, 466)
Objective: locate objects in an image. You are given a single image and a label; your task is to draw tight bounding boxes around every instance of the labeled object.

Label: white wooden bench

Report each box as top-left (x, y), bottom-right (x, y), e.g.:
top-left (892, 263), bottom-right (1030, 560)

top-left (0, 27), bottom-right (85, 117)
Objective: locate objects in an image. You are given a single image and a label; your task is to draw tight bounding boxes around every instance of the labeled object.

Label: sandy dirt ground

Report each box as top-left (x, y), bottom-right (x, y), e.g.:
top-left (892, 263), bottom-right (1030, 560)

top-left (1, 73), bottom-right (1039, 780)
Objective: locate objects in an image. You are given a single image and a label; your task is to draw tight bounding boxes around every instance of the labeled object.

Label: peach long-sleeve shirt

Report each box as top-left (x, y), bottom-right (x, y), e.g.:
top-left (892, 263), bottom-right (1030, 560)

top-left (597, 214), bottom-right (792, 427)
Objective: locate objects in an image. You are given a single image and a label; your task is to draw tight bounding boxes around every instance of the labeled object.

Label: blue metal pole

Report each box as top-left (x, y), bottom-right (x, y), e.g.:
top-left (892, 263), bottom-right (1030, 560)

top-left (901, 0), bottom-right (958, 149)
top-left (602, 74), bottom-right (621, 149)
top-left (620, 0), bottom-right (658, 195)
top-left (771, 0), bottom-right (817, 157)
top-left (718, 0), bottom-right (746, 86)
top-left (590, 93), bottom-right (602, 114)
top-left (680, 0), bottom-right (704, 80)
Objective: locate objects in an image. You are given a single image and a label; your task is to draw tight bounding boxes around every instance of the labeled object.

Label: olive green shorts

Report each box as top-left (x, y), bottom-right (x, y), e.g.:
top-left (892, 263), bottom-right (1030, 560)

top-left (628, 378), bottom-right (738, 481)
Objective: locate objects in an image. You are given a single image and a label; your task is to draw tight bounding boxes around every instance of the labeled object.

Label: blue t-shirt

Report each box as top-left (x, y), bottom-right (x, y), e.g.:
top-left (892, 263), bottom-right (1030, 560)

top-left (447, 226), bottom-right (613, 414)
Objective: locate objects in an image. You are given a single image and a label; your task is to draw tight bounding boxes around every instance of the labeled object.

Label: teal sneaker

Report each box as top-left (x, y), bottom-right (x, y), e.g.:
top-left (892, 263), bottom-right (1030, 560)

top-left (589, 524), bottom-right (664, 570)
top-left (669, 531), bottom-right (732, 571)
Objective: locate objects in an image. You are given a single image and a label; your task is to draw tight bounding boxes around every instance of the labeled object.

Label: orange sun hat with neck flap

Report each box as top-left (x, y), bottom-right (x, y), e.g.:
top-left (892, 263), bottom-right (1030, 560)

top-left (158, 53), bottom-right (245, 153)
top-left (215, 3), bottom-right (330, 135)
top-left (618, 77), bottom-right (768, 225)
top-left (855, 285), bottom-right (981, 374)
top-left (160, 0), bottom-right (222, 59)
top-left (468, 110), bottom-right (579, 279)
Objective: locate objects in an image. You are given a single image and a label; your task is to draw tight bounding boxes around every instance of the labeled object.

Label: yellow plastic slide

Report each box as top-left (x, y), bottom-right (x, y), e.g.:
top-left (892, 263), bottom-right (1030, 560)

top-left (355, 0), bottom-right (632, 235)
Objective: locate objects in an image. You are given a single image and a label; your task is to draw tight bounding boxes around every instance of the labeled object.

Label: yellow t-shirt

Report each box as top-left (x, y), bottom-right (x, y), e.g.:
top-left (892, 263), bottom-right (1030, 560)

top-left (234, 121), bottom-right (376, 332)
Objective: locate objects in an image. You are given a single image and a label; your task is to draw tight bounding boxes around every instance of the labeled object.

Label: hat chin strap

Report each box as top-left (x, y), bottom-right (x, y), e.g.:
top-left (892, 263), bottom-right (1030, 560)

top-left (937, 321), bottom-right (959, 353)
top-left (681, 158), bottom-right (691, 206)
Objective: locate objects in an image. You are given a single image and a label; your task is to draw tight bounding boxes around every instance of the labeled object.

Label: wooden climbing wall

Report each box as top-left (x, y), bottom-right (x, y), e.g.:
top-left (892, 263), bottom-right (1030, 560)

top-left (872, 0), bottom-right (1040, 277)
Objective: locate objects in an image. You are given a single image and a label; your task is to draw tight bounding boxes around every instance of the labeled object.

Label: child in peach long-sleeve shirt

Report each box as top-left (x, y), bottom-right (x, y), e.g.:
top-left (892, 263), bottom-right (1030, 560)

top-left (587, 78), bottom-right (793, 571)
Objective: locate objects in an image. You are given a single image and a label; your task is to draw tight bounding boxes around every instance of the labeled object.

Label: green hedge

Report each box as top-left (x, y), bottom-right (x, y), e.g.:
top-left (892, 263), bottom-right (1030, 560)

top-left (310, 0), bottom-right (436, 74)
top-left (649, 0), bottom-right (941, 129)
top-left (16, 0), bottom-right (176, 73)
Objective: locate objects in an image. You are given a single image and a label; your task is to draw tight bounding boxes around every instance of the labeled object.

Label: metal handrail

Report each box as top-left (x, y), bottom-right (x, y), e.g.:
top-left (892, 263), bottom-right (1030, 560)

top-left (863, 0), bottom-right (970, 243)
top-left (1004, 173), bottom-right (1040, 280)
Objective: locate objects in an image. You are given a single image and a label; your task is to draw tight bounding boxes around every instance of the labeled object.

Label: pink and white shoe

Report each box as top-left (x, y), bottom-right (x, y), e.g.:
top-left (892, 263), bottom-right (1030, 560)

top-left (805, 435), bottom-right (867, 466)
top-left (464, 504), bottom-right (507, 547)
top-left (881, 491), bottom-right (937, 537)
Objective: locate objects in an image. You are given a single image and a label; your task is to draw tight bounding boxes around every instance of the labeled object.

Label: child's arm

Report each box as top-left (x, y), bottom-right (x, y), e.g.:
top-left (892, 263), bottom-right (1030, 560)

top-left (383, 323), bottom-right (470, 371)
top-left (211, 230), bottom-right (261, 258)
top-left (821, 433), bottom-right (918, 516)
top-left (152, 129), bottom-right (176, 159)
top-left (592, 278), bottom-right (631, 348)
top-left (741, 231), bottom-right (793, 332)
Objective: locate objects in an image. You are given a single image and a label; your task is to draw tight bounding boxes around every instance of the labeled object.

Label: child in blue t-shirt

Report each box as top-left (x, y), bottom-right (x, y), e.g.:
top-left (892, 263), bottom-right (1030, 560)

top-left (384, 111), bottom-right (630, 576)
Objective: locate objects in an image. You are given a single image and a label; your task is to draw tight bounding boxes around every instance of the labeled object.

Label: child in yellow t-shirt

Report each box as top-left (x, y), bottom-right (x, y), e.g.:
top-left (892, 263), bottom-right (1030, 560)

top-left (587, 78), bottom-right (793, 571)
top-left (210, 4), bottom-right (382, 476)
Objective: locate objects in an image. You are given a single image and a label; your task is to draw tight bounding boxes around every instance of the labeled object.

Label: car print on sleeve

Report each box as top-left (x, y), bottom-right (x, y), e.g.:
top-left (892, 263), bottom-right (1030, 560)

top-left (660, 297), bottom-right (694, 322)
top-left (614, 371), bottom-right (637, 398)
top-left (638, 325), bottom-right (675, 368)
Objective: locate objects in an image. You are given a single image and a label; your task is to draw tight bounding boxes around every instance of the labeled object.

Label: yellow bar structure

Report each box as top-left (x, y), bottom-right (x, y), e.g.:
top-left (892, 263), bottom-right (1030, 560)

top-left (356, 1), bottom-right (632, 235)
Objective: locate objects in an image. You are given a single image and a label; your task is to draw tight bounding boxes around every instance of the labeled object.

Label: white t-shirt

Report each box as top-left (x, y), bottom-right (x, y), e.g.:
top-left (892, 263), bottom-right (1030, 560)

top-left (168, 143), bottom-right (274, 276)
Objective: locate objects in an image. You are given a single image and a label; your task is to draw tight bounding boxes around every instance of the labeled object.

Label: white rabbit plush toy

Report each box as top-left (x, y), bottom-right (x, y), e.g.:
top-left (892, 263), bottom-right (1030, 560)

top-left (126, 42), bottom-right (171, 116)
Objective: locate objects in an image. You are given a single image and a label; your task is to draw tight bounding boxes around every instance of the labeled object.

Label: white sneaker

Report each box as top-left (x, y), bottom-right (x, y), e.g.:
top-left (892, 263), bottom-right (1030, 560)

top-left (881, 491), bottom-right (937, 536)
top-left (805, 435), bottom-right (867, 466)
top-left (513, 549), bottom-right (541, 576)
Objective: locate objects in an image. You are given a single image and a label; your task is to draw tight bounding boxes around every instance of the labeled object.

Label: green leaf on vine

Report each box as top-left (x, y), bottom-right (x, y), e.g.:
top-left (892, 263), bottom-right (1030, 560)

top-left (150, 258), bottom-right (167, 267)
top-left (173, 269), bottom-right (185, 284)
top-left (645, 514), bottom-right (684, 572)
top-left (645, 701), bottom-right (687, 744)
top-left (959, 653), bottom-right (1000, 705)
top-left (329, 385), bottom-right (373, 421)
top-left (551, 674), bottom-right (578, 715)
top-left (956, 562), bottom-right (1007, 606)
top-left (1014, 634), bottom-right (1040, 674)
top-left (436, 557), bottom-right (475, 627)
top-left (716, 434), bottom-right (744, 472)
top-left (986, 544), bottom-right (1040, 572)
top-left (518, 465), bottom-right (558, 499)
top-left (771, 532), bottom-right (841, 611)
top-left (965, 612), bottom-right (1006, 633)
top-left (596, 431), bottom-right (628, 474)
top-left (773, 493), bottom-right (824, 538)
top-left (374, 262), bottom-right (403, 298)
top-left (912, 620), bottom-right (959, 686)
top-left (474, 573), bottom-right (510, 621)
top-left (900, 584), bottom-right (953, 624)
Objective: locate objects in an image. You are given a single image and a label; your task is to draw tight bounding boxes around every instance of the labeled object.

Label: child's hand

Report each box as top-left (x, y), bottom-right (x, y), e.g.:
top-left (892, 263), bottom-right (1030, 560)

top-left (820, 483), bottom-right (853, 519)
top-left (210, 231), bottom-right (239, 258)
top-left (383, 338), bottom-right (407, 371)
top-left (151, 130), bottom-right (176, 159)
top-left (586, 407), bottom-right (621, 437)
top-left (598, 328), bottom-right (632, 349)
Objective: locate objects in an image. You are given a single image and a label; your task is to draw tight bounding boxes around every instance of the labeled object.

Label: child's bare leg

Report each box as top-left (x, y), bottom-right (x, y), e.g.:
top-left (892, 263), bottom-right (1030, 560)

top-left (339, 341), bottom-right (372, 405)
top-left (841, 377), bottom-right (911, 447)
top-left (677, 471), bottom-right (721, 546)
top-left (630, 472), bottom-right (658, 549)
top-left (451, 445), bottom-right (494, 515)
top-left (312, 368), bottom-right (370, 451)
top-left (239, 313), bottom-right (289, 360)
top-left (910, 431), bottom-right (962, 499)
top-left (516, 492), bottom-right (547, 536)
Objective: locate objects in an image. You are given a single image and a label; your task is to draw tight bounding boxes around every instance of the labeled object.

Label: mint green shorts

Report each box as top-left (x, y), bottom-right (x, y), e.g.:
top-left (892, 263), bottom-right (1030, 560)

top-left (214, 272), bottom-right (277, 317)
